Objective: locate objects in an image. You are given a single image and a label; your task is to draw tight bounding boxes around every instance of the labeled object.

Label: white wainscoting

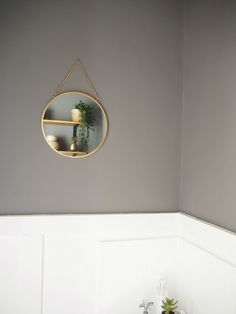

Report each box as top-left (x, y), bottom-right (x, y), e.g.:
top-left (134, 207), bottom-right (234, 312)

top-left (0, 235), bottom-right (42, 314)
top-left (176, 214), bottom-right (236, 314)
top-left (0, 213), bottom-right (235, 314)
top-left (42, 235), bottom-right (97, 314)
top-left (98, 237), bottom-right (178, 314)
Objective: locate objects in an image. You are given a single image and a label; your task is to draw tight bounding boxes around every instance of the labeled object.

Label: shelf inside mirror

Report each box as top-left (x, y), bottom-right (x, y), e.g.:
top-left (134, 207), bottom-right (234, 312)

top-left (43, 119), bottom-right (80, 126)
top-left (58, 151), bottom-right (87, 155)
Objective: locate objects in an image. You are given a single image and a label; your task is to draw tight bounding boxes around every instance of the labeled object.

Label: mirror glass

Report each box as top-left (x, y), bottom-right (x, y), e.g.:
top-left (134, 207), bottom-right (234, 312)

top-left (41, 91), bottom-right (108, 158)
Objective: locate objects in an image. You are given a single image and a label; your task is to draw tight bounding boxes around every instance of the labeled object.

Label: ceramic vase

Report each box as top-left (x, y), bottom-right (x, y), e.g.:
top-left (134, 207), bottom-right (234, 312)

top-left (70, 137), bottom-right (77, 151)
top-left (71, 109), bottom-right (82, 122)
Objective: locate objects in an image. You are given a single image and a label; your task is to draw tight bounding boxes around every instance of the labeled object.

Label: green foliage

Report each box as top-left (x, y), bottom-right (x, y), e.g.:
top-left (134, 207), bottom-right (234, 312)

top-left (161, 298), bottom-right (178, 314)
top-left (74, 100), bottom-right (96, 152)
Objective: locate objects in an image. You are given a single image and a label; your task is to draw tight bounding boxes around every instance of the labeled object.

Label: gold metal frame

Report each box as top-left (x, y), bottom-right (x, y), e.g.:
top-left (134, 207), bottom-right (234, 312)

top-left (41, 91), bottom-right (109, 159)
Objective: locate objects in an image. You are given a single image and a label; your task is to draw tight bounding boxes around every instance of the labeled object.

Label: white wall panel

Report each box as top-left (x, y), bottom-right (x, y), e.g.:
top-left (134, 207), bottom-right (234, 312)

top-left (0, 235), bottom-right (42, 314)
top-left (177, 214), bottom-right (236, 266)
top-left (147, 238), bottom-right (178, 299)
top-left (177, 239), bottom-right (236, 314)
top-left (97, 238), bottom-right (178, 314)
top-left (98, 240), bottom-right (146, 314)
top-left (42, 235), bottom-right (97, 314)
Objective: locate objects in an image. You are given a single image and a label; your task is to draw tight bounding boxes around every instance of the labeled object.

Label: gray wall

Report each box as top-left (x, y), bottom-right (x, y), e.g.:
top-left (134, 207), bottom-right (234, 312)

top-left (0, 0), bottom-right (183, 214)
top-left (181, 0), bottom-right (236, 232)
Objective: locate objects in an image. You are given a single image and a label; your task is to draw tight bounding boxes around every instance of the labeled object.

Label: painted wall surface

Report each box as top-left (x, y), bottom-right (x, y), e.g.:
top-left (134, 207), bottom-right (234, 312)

top-left (0, 0), bottom-right (183, 214)
top-left (180, 0), bottom-right (236, 232)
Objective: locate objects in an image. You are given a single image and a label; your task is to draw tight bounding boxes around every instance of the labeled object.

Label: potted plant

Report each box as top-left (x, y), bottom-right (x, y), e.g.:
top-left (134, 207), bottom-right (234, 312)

top-left (73, 100), bottom-right (96, 152)
top-left (161, 298), bottom-right (178, 314)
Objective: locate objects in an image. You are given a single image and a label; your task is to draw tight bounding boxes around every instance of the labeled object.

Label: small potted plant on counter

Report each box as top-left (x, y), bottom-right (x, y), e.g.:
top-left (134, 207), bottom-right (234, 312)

top-left (161, 298), bottom-right (178, 314)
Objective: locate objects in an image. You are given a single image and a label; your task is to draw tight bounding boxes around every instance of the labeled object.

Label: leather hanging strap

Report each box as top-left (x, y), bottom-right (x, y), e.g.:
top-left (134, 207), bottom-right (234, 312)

top-left (52, 59), bottom-right (100, 101)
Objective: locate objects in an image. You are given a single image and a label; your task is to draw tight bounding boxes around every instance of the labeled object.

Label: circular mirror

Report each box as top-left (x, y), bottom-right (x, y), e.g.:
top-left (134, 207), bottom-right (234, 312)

top-left (41, 91), bottom-right (108, 158)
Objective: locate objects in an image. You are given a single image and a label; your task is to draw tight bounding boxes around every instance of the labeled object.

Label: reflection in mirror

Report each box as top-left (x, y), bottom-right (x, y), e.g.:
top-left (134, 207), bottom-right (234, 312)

top-left (41, 91), bottom-right (108, 158)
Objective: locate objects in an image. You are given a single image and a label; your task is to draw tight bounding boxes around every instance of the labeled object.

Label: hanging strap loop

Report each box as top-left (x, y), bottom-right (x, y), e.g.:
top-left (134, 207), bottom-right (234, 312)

top-left (52, 59), bottom-right (100, 101)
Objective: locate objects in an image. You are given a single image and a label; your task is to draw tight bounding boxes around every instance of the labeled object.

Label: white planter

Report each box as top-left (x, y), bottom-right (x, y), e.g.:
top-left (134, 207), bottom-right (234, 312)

top-left (71, 109), bottom-right (82, 122)
top-left (46, 135), bottom-right (57, 142)
top-left (49, 141), bottom-right (60, 151)
top-left (46, 135), bottom-right (60, 151)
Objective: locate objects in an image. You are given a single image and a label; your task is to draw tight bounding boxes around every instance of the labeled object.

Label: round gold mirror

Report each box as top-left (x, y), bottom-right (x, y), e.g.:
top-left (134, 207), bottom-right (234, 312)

top-left (41, 91), bottom-right (108, 158)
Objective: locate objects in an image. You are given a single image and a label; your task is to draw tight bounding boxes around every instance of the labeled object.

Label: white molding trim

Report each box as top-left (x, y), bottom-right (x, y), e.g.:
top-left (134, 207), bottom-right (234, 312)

top-left (0, 212), bottom-right (235, 266)
top-left (179, 212), bottom-right (236, 236)
top-left (178, 236), bottom-right (236, 269)
top-left (40, 235), bottom-right (45, 314)
top-left (177, 213), bottom-right (236, 267)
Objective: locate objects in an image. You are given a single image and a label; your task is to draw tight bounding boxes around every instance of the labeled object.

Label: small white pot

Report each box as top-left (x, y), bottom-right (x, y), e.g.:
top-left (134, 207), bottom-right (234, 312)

top-left (71, 109), bottom-right (82, 122)
top-left (46, 135), bottom-right (60, 150)
top-left (49, 141), bottom-right (60, 151)
top-left (46, 135), bottom-right (58, 142)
